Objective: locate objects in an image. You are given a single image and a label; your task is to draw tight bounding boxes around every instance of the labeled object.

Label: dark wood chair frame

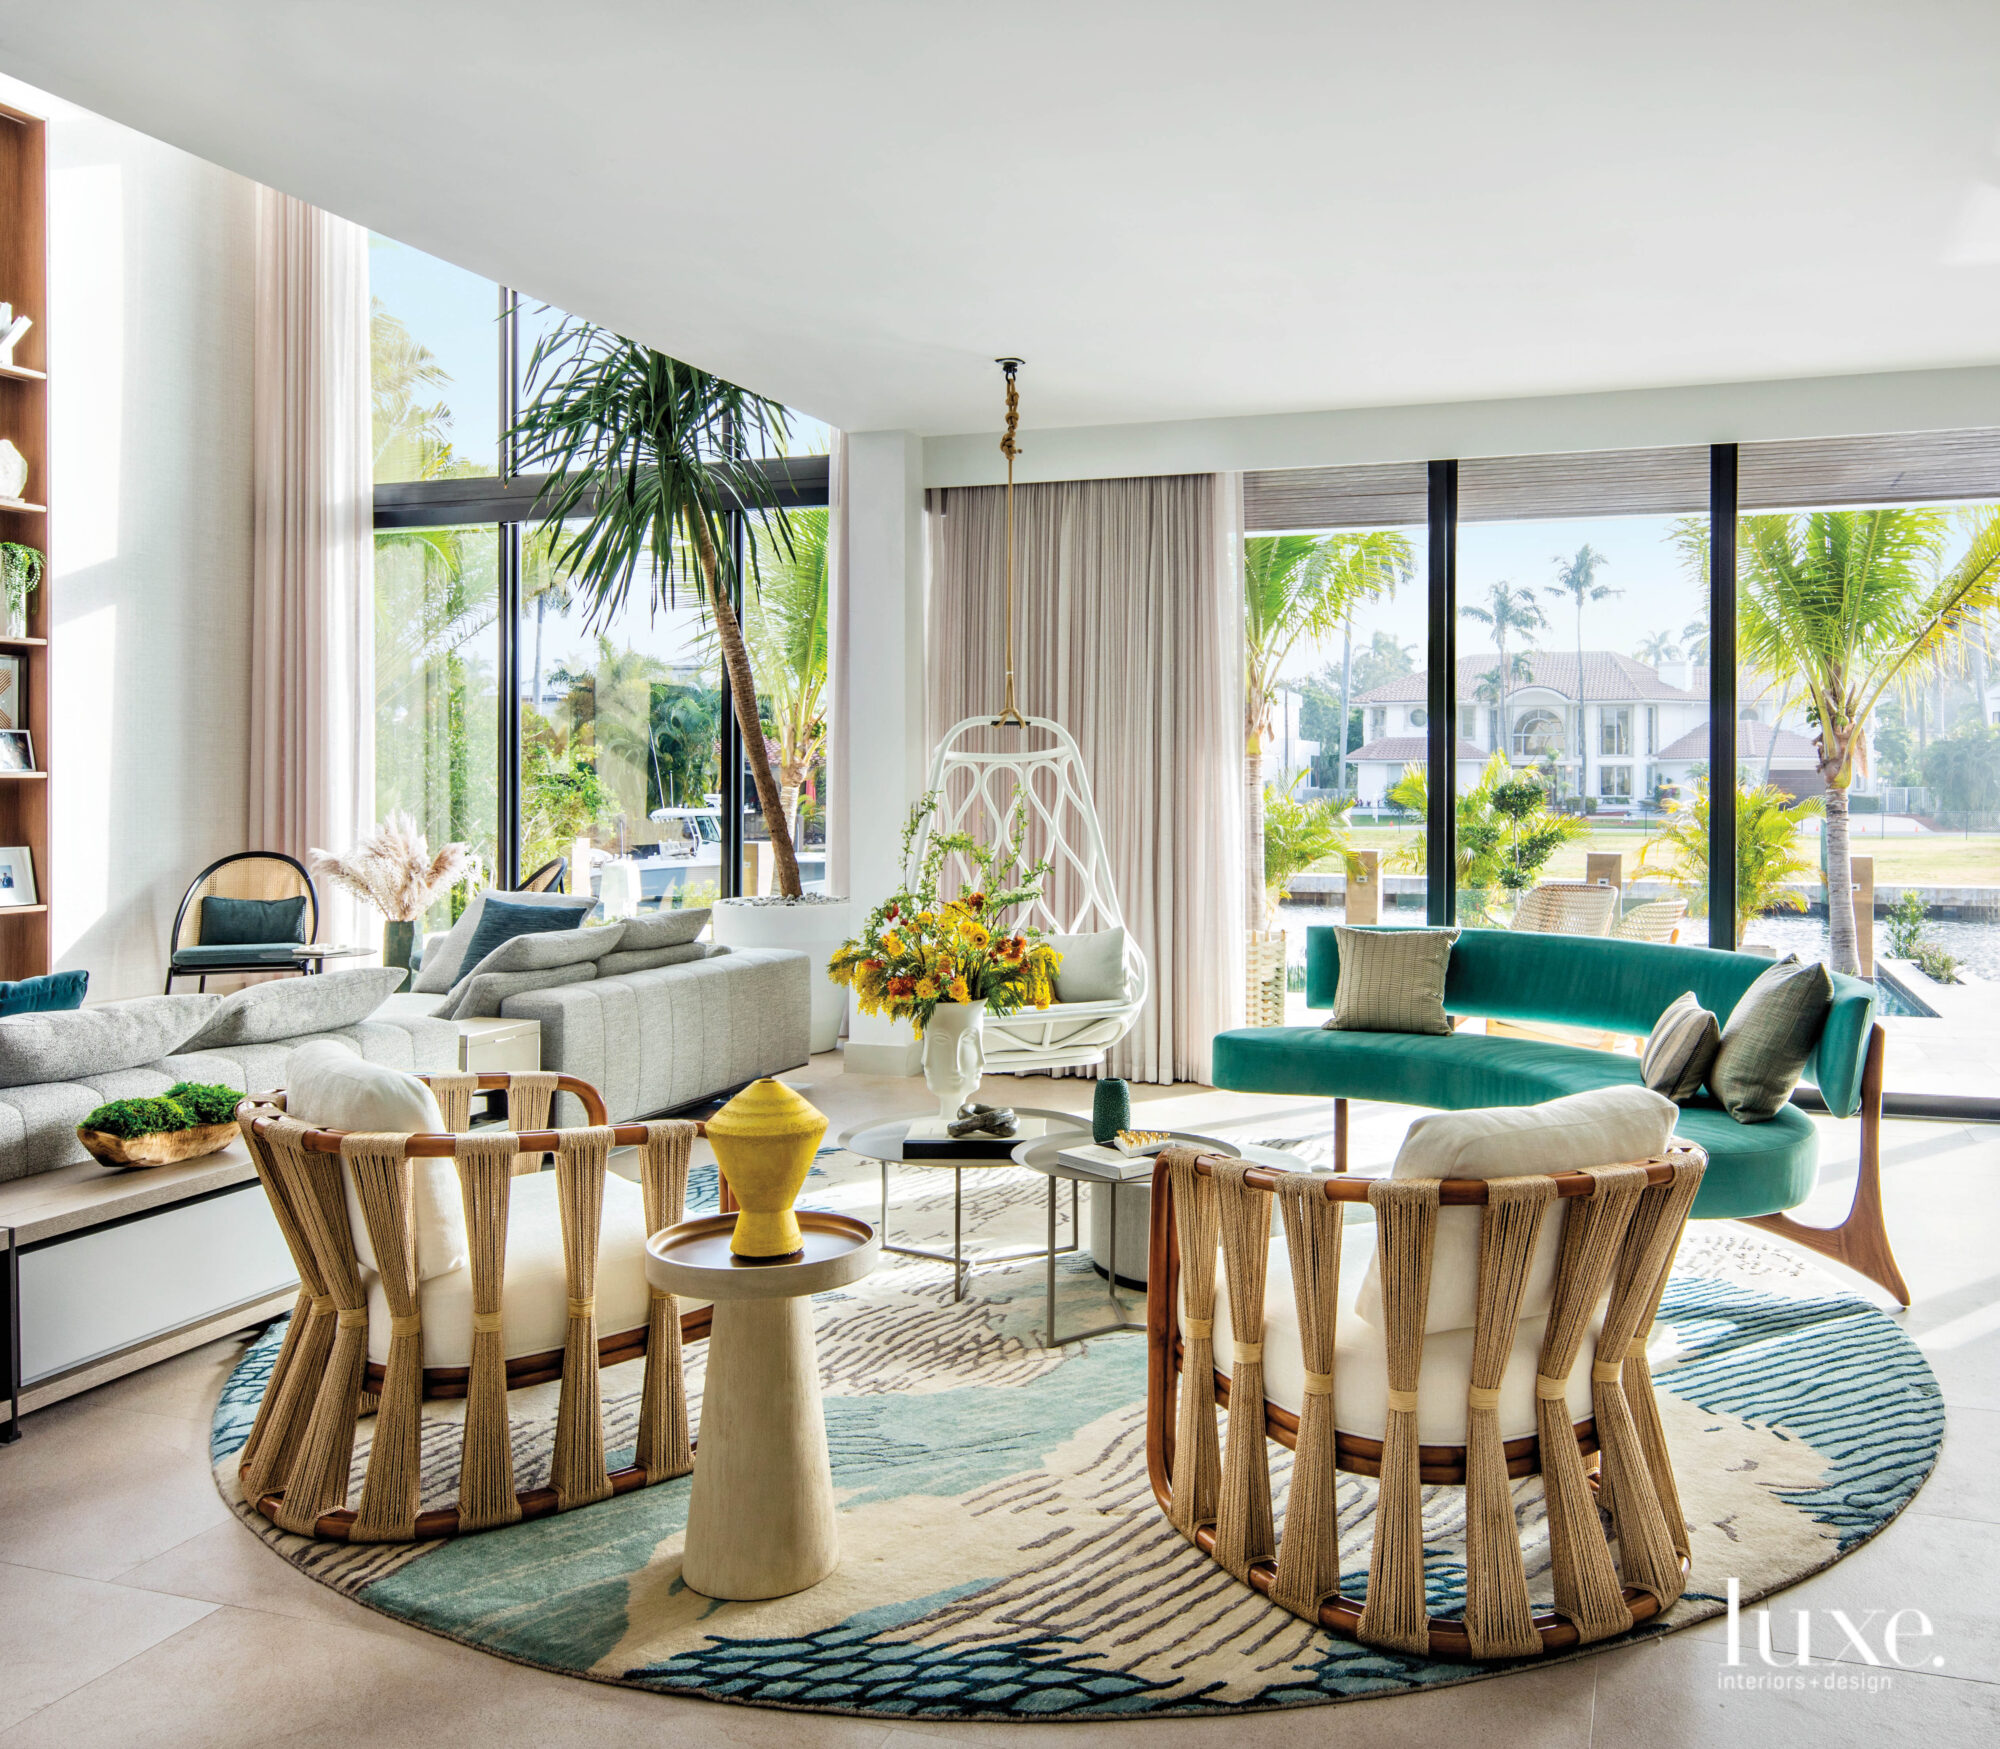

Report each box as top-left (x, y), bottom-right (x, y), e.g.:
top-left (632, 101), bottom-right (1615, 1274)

top-left (163, 851), bottom-right (322, 992)
top-left (519, 856), bottom-right (568, 894)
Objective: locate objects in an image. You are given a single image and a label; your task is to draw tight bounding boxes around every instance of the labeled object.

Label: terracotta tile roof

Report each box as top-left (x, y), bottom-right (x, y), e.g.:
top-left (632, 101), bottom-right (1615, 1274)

top-left (1347, 736), bottom-right (1490, 762)
top-left (1358, 652), bottom-right (1704, 705)
top-left (1656, 722), bottom-right (1819, 763)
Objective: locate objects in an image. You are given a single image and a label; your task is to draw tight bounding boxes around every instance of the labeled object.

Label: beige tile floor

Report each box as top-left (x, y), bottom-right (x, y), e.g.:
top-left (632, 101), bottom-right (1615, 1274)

top-left (3, 1055), bottom-right (1996, 1747)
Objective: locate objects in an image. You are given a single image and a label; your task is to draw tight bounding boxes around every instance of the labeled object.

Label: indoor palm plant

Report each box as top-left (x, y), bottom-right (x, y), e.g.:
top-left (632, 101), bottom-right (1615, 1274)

top-left (510, 318), bottom-right (806, 896)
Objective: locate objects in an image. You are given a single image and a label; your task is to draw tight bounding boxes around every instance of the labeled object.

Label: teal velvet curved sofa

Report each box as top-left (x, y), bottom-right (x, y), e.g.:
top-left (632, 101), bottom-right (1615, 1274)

top-left (1211, 926), bottom-right (1906, 1303)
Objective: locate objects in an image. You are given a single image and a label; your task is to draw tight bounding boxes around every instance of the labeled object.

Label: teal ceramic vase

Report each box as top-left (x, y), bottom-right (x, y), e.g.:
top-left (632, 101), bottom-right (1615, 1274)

top-left (1092, 1077), bottom-right (1131, 1145)
top-left (382, 919), bottom-right (416, 993)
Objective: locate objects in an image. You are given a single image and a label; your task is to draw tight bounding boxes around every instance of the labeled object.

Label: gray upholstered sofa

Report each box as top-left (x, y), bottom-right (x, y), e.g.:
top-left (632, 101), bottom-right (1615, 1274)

top-left (0, 969), bottom-right (459, 1182)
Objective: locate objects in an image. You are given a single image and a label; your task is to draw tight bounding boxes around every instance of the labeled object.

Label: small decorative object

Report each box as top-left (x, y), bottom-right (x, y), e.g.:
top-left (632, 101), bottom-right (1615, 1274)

top-left (946, 1100), bottom-right (1017, 1140)
top-left (0, 653), bottom-right (21, 728)
top-left (0, 729), bottom-right (32, 772)
top-left (828, 793), bottom-right (1065, 1044)
top-left (1112, 1129), bottom-right (1175, 1157)
top-left (310, 811), bottom-right (480, 992)
top-left (0, 539), bottom-right (39, 637)
top-left (704, 1077), bottom-right (829, 1257)
top-left (0, 438), bottom-right (26, 501)
top-left (0, 307), bottom-right (28, 368)
top-left (77, 1081), bottom-right (242, 1169)
top-left (922, 998), bottom-right (987, 1121)
top-left (1092, 1076), bottom-right (1132, 1144)
top-left (0, 844), bottom-right (36, 905)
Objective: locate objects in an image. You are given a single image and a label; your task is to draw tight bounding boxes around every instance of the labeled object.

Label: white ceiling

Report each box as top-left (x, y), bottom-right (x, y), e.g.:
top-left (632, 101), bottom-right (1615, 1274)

top-left (7, 2), bottom-right (2000, 437)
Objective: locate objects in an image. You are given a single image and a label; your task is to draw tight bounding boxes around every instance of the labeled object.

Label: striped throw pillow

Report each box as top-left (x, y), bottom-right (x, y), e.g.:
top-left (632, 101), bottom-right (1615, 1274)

top-left (1709, 955), bottom-right (1835, 1122)
top-left (1323, 926), bottom-right (1459, 1035)
top-left (1640, 990), bottom-right (1721, 1102)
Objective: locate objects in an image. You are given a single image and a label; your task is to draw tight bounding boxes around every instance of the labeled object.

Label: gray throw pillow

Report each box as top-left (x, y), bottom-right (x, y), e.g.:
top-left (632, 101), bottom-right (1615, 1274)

top-left (1639, 990), bottom-right (1722, 1103)
top-left (597, 943), bottom-right (708, 980)
top-left (442, 963), bottom-right (600, 1021)
top-left (453, 920), bottom-right (624, 984)
top-left (1048, 928), bottom-right (1130, 1003)
top-left (1709, 955), bottom-right (1834, 1122)
top-left (616, 907), bottom-right (711, 950)
top-left (1322, 926), bottom-right (1458, 1035)
top-left (412, 888), bottom-right (596, 993)
top-left (183, 967), bottom-right (405, 1050)
top-left (0, 993), bottom-right (222, 1087)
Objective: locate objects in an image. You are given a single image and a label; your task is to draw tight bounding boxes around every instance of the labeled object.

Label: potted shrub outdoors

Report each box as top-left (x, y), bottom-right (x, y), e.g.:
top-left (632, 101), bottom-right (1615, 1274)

top-left (77, 1082), bottom-right (245, 1168)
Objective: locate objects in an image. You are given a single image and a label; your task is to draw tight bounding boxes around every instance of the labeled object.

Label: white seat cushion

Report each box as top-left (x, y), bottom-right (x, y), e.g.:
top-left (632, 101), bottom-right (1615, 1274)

top-left (284, 1039), bottom-right (468, 1283)
top-left (1190, 1224), bottom-right (1608, 1445)
top-left (366, 1170), bottom-right (706, 1366)
top-left (1356, 1087), bottom-right (1677, 1335)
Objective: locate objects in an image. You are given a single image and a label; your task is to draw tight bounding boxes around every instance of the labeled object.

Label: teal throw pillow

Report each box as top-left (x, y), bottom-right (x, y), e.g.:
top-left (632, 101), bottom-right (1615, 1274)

top-left (459, 894), bottom-right (594, 974)
top-left (200, 894), bottom-right (308, 946)
top-left (0, 968), bottom-right (88, 1015)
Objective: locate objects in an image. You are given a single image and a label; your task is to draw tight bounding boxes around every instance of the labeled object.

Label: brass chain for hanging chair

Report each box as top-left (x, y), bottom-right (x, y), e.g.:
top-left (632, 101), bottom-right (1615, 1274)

top-left (994, 358), bottom-right (1026, 727)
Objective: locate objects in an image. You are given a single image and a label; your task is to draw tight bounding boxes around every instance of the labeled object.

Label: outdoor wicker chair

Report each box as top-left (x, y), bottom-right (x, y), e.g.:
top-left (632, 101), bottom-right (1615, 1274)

top-left (1510, 881), bottom-right (1618, 936)
top-left (1145, 1134), bottom-right (1705, 1659)
top-left (235, 1071), bottom-right (714, 1543)
top-left (1614, 898), bottom-right (1688, 944)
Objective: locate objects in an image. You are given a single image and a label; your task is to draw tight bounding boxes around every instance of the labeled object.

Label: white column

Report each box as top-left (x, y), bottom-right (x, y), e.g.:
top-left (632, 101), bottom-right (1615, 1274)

top-left (832, 430), bottom-right (927, 1076)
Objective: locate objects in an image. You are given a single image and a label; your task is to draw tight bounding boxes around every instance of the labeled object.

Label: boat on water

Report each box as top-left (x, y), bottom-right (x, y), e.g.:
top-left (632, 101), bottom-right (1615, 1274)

top-left (592, 805), bottom-right (826, 912)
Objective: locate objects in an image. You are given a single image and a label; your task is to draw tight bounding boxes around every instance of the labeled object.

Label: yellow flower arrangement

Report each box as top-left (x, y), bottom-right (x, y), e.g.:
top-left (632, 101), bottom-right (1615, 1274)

top-left (828, 795), bottom-right (1066, 1035)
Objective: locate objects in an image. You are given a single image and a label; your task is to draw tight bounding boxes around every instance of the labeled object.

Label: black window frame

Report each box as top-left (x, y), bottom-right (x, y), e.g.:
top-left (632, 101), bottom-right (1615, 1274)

top-left (370, 280), bottom-right (830, 894)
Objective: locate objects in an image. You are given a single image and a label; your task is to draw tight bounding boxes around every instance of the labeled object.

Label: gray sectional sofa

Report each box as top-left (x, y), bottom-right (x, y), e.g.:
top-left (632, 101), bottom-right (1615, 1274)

top-left (393, 895), bottom-right (814, 1124)
top-left (0, 971), bottom-right (461, 1182)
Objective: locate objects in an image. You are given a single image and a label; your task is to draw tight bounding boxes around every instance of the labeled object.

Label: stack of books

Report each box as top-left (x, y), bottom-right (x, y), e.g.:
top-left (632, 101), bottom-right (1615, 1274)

top-left (902, 1115), bottom-right (1054, 1160)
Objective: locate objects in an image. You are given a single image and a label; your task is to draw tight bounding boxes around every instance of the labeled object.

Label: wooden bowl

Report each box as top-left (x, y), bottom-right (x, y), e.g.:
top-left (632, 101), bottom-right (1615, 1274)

top-left (76, 1122), bottom-right (239, 1169)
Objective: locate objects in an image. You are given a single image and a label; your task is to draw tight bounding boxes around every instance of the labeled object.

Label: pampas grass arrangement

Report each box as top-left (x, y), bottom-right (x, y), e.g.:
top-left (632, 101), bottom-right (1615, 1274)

top-left (310, 812), bottom-right (480, 922)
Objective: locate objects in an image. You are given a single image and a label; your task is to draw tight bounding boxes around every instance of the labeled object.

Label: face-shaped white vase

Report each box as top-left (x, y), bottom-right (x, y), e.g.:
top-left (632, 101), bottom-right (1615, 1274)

top-left (921, 1000), bottom-right (986, 1121)
top-left (0, 440), bottom-right (26, 502)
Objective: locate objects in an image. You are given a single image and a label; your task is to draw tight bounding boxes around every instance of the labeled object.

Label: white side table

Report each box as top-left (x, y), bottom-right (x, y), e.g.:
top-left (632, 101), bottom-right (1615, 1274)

top-left (645, 1209), bottom-right (878, 1600)
top-left (453, 1016), bottom-right (541, 1073)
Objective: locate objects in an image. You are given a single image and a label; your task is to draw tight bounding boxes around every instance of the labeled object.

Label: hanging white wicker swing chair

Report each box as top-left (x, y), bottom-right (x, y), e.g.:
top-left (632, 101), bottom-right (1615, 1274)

top-left (909, 363), bottom-right (1149, 1074)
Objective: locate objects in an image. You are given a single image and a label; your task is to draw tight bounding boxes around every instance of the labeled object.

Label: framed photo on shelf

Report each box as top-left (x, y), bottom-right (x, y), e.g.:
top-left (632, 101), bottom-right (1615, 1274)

top-left (0, 654), bottom-right (20, 731)
top-left (0, 846), bottom-right (35, 906)
top-left (0, 729), bottom-right (31, 772)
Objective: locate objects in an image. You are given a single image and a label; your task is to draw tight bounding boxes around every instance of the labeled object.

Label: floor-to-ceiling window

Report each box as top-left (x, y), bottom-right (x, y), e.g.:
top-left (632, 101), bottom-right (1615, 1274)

top-left (1241, 464), bottom-right (1428, 990)
top-left (1245, 434), bottom-right (2000, 1112)
top-left (1453, 448), bottom-right (1711, 935)
top-left (367, 234), bottom-right (832, 910)
top-left (1732, 436), bottom-right (2000, 1100)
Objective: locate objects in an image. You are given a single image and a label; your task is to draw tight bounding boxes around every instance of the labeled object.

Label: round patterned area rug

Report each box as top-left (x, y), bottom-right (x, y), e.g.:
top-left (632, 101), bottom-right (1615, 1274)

top-left (209, 1147), bottom-right (1943, 1720)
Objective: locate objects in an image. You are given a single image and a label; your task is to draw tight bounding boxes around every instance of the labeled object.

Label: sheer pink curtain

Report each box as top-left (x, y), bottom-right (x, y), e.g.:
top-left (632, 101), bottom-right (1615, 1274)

top-left (927, 474), bottom-right (1244, 1084)
top-left (247, 188), bottom-right (374, 947)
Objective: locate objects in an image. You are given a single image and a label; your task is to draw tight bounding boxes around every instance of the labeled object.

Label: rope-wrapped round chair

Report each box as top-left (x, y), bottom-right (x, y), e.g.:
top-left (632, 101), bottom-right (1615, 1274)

top-left (235, 1071), bottom-right (714, 1543)
top-left (1145, 1135), bottom-right (1705, 1660)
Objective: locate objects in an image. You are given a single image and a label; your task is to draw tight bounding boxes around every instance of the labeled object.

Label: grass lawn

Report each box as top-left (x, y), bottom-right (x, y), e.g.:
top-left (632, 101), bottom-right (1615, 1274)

top-left (1319, 822), bottom-right (2000, 887)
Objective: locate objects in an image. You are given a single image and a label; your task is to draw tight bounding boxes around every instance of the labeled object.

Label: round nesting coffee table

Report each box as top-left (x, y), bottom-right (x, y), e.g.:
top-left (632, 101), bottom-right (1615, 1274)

top-left (646, 1209), bottom-right (878, 1601)
top-left (841, 1108), bottom-right (1091, 1303)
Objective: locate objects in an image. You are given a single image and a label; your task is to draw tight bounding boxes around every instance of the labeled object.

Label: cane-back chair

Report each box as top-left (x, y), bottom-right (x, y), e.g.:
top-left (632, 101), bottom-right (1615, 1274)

top-left (165, 851), bottom-right (321, 991)
top-left (235, 1071), bottom-right (713, 1542)
top-left (1614, 898), bottom-right (1688, 944)
top-left (1146, 1138), bottom-right (1706, 1660)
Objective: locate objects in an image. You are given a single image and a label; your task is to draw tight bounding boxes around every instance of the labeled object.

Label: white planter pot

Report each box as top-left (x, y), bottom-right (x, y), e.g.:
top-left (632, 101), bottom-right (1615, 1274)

top-left (711, 896), bottom-right (855, 1055)
top-left (921, 1000), bottom-right (986, 1121)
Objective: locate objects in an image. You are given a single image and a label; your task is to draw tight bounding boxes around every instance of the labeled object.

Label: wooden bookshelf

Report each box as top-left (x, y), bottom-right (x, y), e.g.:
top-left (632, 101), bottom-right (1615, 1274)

top-left (0, 103), bottom-right (48, 981)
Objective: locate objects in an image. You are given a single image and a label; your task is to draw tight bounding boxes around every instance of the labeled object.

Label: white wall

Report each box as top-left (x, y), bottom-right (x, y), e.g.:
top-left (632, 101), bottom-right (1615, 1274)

top-left (922, 363), bottom-right (2000, 488)
top-left (0, 75), bottom-right (258, 1000)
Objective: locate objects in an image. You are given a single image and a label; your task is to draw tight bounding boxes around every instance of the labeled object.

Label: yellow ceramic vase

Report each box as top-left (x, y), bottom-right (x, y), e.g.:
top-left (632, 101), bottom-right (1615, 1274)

top-left (706, 1078), bottom-right (829, 1257)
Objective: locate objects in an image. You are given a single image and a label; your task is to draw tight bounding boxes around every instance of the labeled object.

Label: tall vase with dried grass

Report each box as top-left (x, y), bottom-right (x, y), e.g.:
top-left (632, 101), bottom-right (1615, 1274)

top-left (310, 814), bottom-right (480, 992)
